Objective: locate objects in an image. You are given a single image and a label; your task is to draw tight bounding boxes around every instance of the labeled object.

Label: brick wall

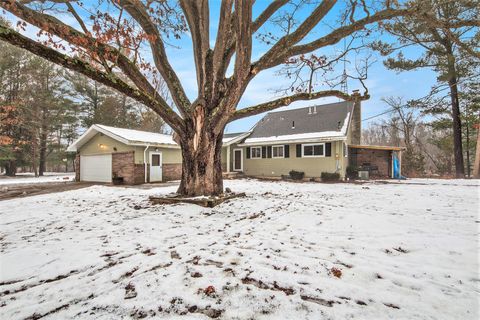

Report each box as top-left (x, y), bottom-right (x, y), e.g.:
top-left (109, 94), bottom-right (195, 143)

top-left (163, 163), bottom-right (182, 181)
top-left (75, 153), bottom-right (80, 181)
top-left (349, 148), bottom-right (391, 178)
top-left (112, 151), bottom-right (138, 185)
top-left (111, 151), bottom-right (180, 184)
top-left (134, 164), bottom-right (145, 184)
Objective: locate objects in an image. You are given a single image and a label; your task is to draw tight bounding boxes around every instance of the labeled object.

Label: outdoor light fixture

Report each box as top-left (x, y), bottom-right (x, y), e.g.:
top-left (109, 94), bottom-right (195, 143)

top-left (99, 144), bottom-right (107, 149)
top-left (155, 148), bottom-right (159, 152)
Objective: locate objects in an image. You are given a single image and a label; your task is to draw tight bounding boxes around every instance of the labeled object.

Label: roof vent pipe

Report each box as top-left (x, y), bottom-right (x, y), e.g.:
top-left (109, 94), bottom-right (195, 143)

top-left (308, 107), bottom-right (312, 114)
top-left (313, 106), bottom-right (317, 114)
top-left (292, 121), bottom-right (295, 129)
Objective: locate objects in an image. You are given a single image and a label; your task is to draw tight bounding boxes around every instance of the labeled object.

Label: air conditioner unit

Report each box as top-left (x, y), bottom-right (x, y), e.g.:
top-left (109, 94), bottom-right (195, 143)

top-left (358, 170), bottom-right (369, 180)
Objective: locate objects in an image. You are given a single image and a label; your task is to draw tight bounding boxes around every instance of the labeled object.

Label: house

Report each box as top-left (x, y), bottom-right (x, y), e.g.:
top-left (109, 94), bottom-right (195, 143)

top-left (224, 100), bottom-right (404, 179)
top-left (69, 100), bottom-right (403, 184)
top-left (66, 124), bottom-right (182, 184)
top-left (225, 101), bottom-right (356, 178)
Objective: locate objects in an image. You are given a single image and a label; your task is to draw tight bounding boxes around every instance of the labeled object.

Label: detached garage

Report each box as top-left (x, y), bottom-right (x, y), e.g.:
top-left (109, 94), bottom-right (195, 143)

top-left (67, 124), bottom-right (182, 184)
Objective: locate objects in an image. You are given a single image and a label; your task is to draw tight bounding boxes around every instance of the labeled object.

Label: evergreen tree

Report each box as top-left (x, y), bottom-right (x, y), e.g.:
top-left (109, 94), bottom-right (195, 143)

top-left (0, 36), bottom-right (30, 175)
top-left (374, 0), bottom-right (479, 177)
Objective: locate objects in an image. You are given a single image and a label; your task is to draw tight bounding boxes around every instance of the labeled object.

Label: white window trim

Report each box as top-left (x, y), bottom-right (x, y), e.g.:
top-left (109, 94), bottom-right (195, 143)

top-left (302, 143), bottom-right (325, 158)
top-left (343, 142), bottom-right (348, 157)
top-left (233, 148), bottom-right (243, 171)
top-left (250, 146), bottom-right (262, 159)
top-left (272, 145), bottom-right (285, 159)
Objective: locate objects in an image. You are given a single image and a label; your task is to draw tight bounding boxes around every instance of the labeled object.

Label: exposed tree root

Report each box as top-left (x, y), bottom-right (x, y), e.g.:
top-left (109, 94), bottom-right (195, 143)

top-left (241, 277), bottom-right (295, 295)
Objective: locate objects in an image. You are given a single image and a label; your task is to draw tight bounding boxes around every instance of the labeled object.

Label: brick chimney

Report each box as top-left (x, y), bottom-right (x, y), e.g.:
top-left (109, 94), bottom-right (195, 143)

top-left (350, 90), bottom-right (361, 145)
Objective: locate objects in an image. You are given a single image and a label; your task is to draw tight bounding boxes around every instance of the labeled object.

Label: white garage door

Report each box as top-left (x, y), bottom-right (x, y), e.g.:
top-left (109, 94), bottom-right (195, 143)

top-left (80, 154), bottom-right (112, 182)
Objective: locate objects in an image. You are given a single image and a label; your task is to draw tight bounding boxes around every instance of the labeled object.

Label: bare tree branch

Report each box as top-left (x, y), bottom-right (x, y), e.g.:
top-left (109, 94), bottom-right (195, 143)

top-left (119, 0), bottom-right (191, 113)
top-left (229, 90), bottom-right (368, 122)
top-left (212, 0), bottom-right (233, 84)
top-left (233, 0), bottom-right (253, 86)
top-left (0, 24), bottom-right (185, 132)
top-left (252, 0), bottom-right (289, 31)
top-left (0, 1), bottom-right (161, 105)
top-left (179, 0), bottom-right (210, 99)
top-left (255, 0), bottom-right (337, 71)
top-left (256, 8), bottom-right (413, 71)
top-left (219, 0), bottom-right (288, 80)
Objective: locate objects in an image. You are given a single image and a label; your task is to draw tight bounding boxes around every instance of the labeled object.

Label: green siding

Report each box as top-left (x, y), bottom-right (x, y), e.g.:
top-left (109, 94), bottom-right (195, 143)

top-left (235, 141), bottom-right (347, 178)
top-left (221, 146), bottom-right (228, 170)
top-left (154, 148), bottom-right (182, 164)
top-left (81, 134), bottom-right (346, 177)
top-left (79, 134), bottom-right (135, 156)
top-left (79, 133), bottom-right (182, 165)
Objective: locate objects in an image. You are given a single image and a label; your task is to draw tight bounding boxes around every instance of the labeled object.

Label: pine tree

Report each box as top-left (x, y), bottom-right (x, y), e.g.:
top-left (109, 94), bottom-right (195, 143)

top-left (374, 0), bottom-right (479, 178)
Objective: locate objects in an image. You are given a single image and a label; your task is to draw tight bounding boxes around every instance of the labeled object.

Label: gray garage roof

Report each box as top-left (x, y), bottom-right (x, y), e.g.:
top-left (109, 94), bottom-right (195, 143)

top-left (243, 101), bottom-right (353, 144)
top-left (224, 132), bottom-right (246, 139)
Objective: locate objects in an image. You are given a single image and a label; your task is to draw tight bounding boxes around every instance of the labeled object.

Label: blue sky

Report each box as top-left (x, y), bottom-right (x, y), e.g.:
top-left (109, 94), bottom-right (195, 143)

top-left (2, 1), bottom-right (437, 133)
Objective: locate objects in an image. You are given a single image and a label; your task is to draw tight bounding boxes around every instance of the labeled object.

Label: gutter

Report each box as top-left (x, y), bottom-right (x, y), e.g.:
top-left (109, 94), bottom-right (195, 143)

top-left (238, 136), bottom-right (347, 147)
top-left (222, 131), bottom-right (252, 147)
top-left (144, 144), bottom-right (150, 183)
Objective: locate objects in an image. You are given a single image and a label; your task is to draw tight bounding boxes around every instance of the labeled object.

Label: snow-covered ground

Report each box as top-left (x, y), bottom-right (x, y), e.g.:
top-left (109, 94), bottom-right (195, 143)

top-left (0, 172), bottom-right (75, 185)
top-left (0, 179), bottom-right (478, 319)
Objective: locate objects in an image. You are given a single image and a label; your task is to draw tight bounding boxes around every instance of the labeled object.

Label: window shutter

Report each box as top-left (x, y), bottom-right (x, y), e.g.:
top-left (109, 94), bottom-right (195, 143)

top-left (284, 145), bottom-right (290, 158)
top-left (267, 146), bottom-right (272, 158)
top-left (325, 142), bottom-right (332, 157)
top-left (262, 146), bottom-right (267, 158)
top-left (246, 147), bottom-right (251, 159)
top-left (296, 144), bottom-right (302, 158)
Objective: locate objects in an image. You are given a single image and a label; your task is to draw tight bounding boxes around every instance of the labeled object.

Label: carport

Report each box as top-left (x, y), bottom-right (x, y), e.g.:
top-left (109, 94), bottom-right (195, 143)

top-left (348, 145), bottom-right (405, 178)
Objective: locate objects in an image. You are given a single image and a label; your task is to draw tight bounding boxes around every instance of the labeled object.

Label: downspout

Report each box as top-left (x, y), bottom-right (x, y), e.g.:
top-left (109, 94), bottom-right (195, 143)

top-left (227, 144), bottom-right (231, 173)
top-left (144, 145), bottom-right (150, 183)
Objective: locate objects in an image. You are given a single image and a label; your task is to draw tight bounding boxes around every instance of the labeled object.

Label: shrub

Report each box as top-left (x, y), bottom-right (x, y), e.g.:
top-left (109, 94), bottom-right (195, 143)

top-left (289, 170), bottom-right (305, 180)
top-left (321, 172), bottom-right (340, 182)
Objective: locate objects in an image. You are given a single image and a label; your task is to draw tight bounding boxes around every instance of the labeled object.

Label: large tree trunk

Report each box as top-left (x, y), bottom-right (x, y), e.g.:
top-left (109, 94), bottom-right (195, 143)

top-left (465, 119), bottom-right (470, 178)
top-left (5, 160), bottom-right (16, 176)
top-left (445, 47), bottom-right (465, 178)
top-left (175, 100), bottom-right (228, 197)
top-left (474, 125), bottom-right (480, 178)
top-left (448, 76), bottom-right (465, 178)
top-left (177, 121), bottom-right (225, 197)
top-left (39, 125), bottom-right (48, 176)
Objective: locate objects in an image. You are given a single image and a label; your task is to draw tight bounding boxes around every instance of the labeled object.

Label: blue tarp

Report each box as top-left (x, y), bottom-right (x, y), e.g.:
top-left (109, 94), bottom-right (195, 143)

top-left (393, 153), bottom-right (406, 180)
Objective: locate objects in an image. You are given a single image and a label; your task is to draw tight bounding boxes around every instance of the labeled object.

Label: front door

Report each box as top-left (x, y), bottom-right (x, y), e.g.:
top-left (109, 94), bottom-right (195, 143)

top-left (149, 152), bottom-right (162, 182)
top-left (233, 149), bottom-right (243, 171)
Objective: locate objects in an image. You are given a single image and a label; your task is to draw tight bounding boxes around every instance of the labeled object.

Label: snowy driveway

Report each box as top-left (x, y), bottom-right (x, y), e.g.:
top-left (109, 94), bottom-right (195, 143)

top-left (0, 179), bottom-right (478, 319)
